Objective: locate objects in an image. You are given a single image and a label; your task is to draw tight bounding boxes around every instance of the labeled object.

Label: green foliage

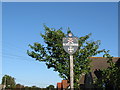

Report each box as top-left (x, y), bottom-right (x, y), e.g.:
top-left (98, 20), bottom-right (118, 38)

top-left (31, 85), bottom-right (39, 88)
top-left (95, 51), bottom-right (120, 88)
top-left (46, 85), bottom-right (55, 90)
top-left (1, 75), bottom-right (16, 88)
top-left (27, 25), bottom-right (106, 88)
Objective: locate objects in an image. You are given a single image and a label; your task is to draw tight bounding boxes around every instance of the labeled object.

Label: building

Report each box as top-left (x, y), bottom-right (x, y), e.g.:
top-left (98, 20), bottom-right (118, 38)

top-left (57, 57), bottom-right (120, 89)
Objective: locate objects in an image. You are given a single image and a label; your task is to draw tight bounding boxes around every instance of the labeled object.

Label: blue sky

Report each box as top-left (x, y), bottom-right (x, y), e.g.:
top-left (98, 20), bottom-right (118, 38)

top-left (2, 2), bottom-right (118, 88)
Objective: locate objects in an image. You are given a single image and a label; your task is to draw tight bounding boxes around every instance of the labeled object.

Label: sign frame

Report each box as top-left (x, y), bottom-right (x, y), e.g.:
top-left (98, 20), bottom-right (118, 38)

top-left (63, 33), bottom-right (79, 55)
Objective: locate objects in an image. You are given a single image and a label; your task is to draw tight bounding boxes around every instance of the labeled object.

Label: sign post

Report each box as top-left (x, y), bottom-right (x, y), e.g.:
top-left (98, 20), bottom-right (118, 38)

top-left (63, 32), bottom-right (78, 90)
top-left (70, 54), bottom-right (74, 89)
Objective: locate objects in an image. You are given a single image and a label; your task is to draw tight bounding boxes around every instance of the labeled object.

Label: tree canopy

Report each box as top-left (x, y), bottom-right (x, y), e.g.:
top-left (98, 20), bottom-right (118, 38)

top-left (46, 85), bottom-right (55, 90)
top-left (27, 25), bottom-right (108, 88)
top-left (1, 75), bottom-right (16, 88)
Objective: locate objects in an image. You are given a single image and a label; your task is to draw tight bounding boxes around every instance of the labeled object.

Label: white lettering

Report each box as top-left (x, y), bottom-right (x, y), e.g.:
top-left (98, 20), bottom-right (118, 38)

top-left (63, 43), bottom-right (79, 46)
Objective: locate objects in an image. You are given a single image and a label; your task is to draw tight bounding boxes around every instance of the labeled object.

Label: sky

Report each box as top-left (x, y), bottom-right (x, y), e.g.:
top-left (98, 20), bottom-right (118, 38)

top-left (1, 2), bottom-right (118, 88)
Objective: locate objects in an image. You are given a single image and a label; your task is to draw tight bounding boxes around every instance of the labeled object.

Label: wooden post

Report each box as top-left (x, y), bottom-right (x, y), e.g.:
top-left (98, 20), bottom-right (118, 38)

top-left (70, 55), bottom-right (74, 90)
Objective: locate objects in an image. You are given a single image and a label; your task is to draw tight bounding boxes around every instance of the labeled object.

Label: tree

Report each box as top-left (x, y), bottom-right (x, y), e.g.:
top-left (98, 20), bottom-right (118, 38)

top-left (31, 85), bottom-right (39, 88)
top-left (1, 75), bottom-right (16, 89)
top-left (15, 83), bottom-right (24, 90)
top-left (27, 25), bottom-right (106, 88)
top-left (46, 85), bottom-right (54, 90)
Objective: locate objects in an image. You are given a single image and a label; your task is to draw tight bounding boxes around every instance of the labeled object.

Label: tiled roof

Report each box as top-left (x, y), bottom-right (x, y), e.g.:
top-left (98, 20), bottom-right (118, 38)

top-left (80, 57), bottom-right (120, 84)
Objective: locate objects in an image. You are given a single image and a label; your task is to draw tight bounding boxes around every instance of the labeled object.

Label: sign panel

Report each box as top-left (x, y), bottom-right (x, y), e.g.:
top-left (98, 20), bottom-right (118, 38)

top-left (63, 37), bottom-right (79, 55)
